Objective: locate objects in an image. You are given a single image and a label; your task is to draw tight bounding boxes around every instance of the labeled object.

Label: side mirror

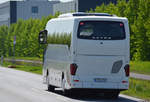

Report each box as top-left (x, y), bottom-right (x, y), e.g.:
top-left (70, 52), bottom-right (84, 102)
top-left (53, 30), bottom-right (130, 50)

top-left (39, 30), bottom-right (47, 44)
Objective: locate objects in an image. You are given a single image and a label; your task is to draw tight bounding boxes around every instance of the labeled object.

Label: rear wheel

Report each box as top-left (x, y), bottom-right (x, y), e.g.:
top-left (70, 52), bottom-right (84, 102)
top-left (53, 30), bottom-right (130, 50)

top-left (46, 75), bottom-right (55, 92)
top-left (63, 89), bottom-right (72, 96)
top-left (62, 79), bottom-right (72, 96)
top-left (48, 85), bottom-right (55, 92)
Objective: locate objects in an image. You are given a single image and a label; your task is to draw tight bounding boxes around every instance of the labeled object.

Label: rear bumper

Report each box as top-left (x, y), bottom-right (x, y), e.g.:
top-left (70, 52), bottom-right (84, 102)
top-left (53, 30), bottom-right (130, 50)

top-left (70, 81), bottom-right (129, 90)
top-left (66, 88), bottom-right (126, 93)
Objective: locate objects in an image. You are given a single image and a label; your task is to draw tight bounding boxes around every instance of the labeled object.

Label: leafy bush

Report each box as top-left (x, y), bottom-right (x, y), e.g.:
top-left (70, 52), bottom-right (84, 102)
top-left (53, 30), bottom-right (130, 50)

top-left (0, 15), bottom-right (56, 58)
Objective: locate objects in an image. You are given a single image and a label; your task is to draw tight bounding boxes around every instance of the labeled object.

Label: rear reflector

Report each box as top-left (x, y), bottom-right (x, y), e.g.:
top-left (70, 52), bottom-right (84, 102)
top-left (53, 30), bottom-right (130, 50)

top-left (122, 80), bottom-right (128, 83)
top-left (124, 64), bottom-right (130, 77)
top-left (70, 63), bottom-right (78, 75)
top-left (73, 80), bottom-right (79, 82)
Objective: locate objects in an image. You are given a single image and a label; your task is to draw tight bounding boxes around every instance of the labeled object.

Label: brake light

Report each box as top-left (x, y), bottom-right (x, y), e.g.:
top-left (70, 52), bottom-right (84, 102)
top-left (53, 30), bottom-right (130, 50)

top-left (70, 63), bottom-right (78, 75)
top-left (73, 80), bottom-right (79, 82)
top-left (122, 80), bottom-right (128, 83)
top-left (80, 22), bottom-right (84, 25)
top-left (124, 64), bottom-right (130, 77)
top-left (120, 23), bottom-right (124, 27)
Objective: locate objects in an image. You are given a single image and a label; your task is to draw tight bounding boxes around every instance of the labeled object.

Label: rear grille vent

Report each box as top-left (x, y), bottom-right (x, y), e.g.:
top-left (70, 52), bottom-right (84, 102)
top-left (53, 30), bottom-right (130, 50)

top-left (111, 60), bottom-right (123, 73)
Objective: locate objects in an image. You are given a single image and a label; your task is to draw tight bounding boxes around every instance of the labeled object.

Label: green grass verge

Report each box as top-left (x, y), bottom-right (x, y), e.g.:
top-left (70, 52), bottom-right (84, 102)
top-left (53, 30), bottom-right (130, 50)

top-left (130, 61), bottom-right (150, 75)
top-left (5, 57), bottom-right (42, 61)
top-left (15, 65), bottom-right (42, 74)
top-left (121, 78), bottom-right (150, 101)
top-left (2, 61), bottom-right (42, 75)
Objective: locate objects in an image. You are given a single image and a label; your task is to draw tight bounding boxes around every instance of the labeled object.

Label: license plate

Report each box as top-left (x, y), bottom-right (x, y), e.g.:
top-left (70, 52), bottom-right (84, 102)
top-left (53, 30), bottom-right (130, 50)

top-left (94, 78), bottom-right (107, 82)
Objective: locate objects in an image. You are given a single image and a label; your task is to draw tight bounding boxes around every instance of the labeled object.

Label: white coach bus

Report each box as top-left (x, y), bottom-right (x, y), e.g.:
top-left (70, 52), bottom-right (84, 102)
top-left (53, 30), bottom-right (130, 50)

top-left (38, 12), bottom-right (130, 98)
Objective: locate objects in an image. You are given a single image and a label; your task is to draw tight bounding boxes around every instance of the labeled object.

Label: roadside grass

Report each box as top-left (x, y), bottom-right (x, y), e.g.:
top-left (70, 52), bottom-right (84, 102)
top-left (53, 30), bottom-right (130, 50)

top-left (121, 78), bottom-right (150, 101)
top-left (2, 61), bottom-right (42, 75)
top-left (130, 61), bottom-right (150, 75)
top-left (15, 65), bottom-right (42, 74)
top-left (5, 57), bottom-right (42, 61)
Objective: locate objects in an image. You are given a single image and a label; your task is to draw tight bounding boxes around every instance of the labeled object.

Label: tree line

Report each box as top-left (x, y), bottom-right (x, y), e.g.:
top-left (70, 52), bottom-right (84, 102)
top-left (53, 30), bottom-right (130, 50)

top-left (0, 0), bottom-right (150, 61)
top-left (0, 15), bottom-right (57, 58)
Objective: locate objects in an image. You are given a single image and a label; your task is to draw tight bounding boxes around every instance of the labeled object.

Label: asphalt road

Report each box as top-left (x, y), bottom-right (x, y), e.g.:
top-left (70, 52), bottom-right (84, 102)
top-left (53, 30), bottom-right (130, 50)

top-left (0, 67), bottom-right (144, 102)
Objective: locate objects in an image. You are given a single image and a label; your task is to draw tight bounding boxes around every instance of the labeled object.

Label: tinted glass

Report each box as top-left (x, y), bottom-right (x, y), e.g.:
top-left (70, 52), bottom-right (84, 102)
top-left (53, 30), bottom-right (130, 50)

top-left (78, 21), bottom-right (125, 40)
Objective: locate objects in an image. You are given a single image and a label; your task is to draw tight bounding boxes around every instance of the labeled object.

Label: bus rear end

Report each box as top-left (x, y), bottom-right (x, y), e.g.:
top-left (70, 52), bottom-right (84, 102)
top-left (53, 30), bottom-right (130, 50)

top-left (70, 17), bottom-right (130, 96)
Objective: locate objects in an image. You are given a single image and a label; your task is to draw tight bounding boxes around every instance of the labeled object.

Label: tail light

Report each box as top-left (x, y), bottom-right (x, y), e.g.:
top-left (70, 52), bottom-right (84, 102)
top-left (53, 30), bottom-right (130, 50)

top-left (70, 63), bottom-right (78, 75)
top-left (124, 64), bottom-right (130, 77)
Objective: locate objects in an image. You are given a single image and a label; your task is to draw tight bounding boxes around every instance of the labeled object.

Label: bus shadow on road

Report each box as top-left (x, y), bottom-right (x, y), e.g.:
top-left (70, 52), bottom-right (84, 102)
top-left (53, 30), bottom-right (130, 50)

top-left (46, 89), bottom-right (140, 102)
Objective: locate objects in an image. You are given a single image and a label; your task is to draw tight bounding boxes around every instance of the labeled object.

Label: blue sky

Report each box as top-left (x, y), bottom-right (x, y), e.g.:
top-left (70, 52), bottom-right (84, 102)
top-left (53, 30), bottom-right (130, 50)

top-left (0, 0), bottom-right (72, 3)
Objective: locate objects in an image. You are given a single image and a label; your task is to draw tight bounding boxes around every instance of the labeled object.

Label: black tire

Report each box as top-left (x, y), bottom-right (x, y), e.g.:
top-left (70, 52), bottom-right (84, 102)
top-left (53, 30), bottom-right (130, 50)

top-left (46, 75), bottom-right (55, 92)
top-left (62, 79), bottom-right (72, 96)
top-left (104, 91), bottom-right (120, 99)
top-left (63, 89), bottom-right (72, 96)
top-left (48, 85), bottom-right (55, 92)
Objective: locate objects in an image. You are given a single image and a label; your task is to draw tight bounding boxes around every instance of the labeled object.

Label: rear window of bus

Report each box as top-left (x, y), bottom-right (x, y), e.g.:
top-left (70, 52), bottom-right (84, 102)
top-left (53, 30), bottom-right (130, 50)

top-left (77, 21), bottom-right (125, 40)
